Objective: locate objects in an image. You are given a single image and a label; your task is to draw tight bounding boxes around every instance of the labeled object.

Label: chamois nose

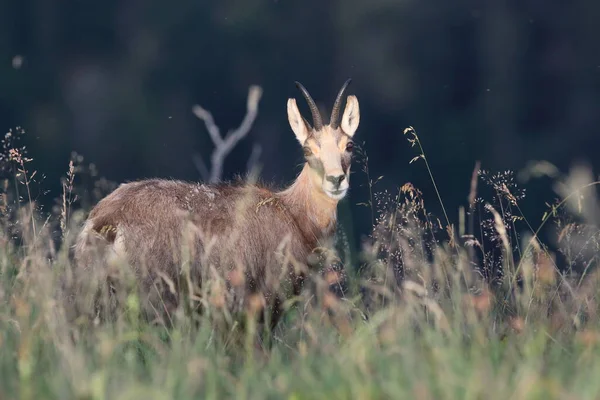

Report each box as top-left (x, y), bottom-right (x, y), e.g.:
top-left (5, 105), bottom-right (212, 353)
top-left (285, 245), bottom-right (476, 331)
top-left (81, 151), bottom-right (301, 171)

top-left (326, 174), bottom-right (346, 187)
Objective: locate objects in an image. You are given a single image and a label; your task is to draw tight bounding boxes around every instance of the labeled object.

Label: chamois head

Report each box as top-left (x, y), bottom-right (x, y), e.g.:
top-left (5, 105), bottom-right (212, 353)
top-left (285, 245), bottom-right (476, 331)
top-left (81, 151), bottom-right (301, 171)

top-left (287, 79), bottom-right (360, 200)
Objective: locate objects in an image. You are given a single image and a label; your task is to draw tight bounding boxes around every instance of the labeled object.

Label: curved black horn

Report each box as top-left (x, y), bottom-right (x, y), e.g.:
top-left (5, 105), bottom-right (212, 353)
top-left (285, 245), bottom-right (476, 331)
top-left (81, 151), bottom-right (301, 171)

top-left (330, 78), bottom-right (352, 129)
top-left (295, 81), bottom-right (323, 131)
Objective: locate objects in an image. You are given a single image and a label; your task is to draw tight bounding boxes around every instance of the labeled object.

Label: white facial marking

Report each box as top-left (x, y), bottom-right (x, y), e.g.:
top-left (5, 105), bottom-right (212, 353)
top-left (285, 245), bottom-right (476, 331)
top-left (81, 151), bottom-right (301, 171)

top-left (317, 130), bottom-right (349, 200)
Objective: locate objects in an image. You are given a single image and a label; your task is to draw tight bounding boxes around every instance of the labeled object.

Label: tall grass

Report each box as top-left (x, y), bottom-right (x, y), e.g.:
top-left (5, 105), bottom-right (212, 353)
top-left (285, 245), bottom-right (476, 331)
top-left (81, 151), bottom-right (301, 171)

top-left (1, 126), bottom-right (600, 399)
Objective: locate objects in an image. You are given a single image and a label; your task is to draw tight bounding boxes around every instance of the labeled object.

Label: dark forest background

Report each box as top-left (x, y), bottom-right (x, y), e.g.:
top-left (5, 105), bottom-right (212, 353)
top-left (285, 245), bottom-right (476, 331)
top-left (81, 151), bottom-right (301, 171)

top-left (1, 0), bottom-right (599, 248)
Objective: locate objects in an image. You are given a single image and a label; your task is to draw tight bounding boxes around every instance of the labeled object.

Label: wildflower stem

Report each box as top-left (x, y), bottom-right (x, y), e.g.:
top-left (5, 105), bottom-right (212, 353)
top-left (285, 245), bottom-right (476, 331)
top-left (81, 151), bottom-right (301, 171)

top-left (404, 127), bottom-right (451, 230)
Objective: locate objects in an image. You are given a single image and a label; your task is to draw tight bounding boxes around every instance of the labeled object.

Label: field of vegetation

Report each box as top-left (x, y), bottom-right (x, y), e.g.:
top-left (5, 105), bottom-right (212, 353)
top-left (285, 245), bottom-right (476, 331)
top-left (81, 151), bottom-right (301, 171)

top-left (1, 126), bottom-right (600, 400)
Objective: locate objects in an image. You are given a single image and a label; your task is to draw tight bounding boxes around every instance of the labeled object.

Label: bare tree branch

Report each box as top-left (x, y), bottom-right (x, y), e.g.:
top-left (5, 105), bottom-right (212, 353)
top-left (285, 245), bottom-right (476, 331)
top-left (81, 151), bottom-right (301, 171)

top-left (192, 85), bottom-right (263, 183)
top-left (192, 154), bottom-right (210, 182)
top-left (246, 143), bottom-right (263, 175)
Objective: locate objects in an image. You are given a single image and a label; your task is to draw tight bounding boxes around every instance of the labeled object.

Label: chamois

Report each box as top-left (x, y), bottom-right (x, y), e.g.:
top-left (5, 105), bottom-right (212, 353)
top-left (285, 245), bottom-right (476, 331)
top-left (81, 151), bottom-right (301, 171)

top-left (74, 79), bottom-right (361, 329)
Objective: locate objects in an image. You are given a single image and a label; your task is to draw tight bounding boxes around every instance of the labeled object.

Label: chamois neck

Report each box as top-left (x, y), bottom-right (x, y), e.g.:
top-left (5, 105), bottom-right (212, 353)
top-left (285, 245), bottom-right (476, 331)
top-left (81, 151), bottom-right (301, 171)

top-left (277, 163), bottom-right (339, 237)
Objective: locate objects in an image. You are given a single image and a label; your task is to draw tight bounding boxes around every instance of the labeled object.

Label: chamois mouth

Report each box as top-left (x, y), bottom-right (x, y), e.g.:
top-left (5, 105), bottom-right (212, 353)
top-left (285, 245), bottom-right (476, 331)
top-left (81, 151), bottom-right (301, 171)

top-left (325, 188), bottom-right (348, 200)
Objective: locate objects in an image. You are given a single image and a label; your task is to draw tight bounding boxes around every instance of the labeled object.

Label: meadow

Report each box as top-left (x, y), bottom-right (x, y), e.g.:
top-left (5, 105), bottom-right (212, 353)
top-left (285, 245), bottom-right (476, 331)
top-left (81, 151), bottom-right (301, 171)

top-left (1, 125), bottom-right (600, 400)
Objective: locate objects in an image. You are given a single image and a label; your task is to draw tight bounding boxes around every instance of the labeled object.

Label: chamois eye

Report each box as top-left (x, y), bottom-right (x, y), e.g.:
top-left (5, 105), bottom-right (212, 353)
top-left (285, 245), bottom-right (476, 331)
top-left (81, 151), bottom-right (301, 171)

top-left (345, 141), bottom-right (354, 152)
top-left (303, 147), bottom-right (312, 157)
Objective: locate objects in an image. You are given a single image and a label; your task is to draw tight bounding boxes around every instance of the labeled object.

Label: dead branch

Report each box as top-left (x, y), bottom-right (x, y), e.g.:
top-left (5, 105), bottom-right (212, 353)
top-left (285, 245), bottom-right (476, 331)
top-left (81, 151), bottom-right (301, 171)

top-left (192, 85), bottom-right (263, 183)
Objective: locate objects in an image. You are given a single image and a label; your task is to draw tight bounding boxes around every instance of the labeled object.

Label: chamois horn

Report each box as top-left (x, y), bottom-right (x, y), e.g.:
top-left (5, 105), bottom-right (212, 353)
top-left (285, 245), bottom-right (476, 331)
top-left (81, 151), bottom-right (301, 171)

top-left (295, 81), bottom-right (323, 131)
top-left (330, 78), bottom-right (352, 130)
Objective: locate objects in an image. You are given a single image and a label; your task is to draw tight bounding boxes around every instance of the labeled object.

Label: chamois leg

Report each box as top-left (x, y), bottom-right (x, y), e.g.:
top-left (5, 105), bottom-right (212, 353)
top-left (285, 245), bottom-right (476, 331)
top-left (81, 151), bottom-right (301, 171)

top-left (251, 292), bottom-right (284, 350)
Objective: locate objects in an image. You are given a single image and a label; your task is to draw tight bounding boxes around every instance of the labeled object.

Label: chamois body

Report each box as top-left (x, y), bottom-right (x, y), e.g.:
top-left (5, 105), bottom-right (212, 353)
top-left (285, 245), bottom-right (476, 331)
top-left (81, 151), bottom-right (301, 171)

top-left (74, 80), bottom-right (360, 328)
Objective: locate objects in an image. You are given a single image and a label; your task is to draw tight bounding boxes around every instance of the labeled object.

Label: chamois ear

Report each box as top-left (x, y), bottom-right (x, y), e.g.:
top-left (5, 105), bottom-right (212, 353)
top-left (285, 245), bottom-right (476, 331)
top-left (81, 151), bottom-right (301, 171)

top-left (287, 98), bottom-right (310, 144)
top-left (341, 95), bottom-right (360, 137)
